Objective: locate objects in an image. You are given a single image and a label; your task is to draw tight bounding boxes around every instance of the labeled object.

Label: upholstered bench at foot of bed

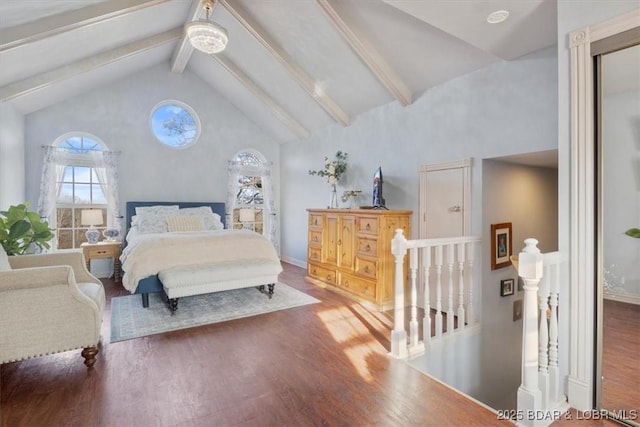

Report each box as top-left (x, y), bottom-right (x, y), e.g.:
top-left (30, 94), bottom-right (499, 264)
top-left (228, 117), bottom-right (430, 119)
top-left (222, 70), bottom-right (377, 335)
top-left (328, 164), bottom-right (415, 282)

top-left (157, 258), bottom-right (283, 314)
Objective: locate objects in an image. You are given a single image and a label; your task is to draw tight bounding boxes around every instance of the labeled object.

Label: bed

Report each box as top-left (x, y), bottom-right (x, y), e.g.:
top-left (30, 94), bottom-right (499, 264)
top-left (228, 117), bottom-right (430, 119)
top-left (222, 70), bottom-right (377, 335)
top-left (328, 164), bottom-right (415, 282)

top-left (121, 201), bottom-right (282, 310)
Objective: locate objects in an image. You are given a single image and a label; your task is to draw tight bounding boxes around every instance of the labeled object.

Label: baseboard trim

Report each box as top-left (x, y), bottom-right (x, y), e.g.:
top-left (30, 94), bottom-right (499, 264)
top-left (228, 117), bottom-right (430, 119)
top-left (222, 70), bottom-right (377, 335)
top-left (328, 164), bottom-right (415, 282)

top-left (604, 290), bottom-right (640, 305)
top-left (281, 256), bottom-right (306, 269)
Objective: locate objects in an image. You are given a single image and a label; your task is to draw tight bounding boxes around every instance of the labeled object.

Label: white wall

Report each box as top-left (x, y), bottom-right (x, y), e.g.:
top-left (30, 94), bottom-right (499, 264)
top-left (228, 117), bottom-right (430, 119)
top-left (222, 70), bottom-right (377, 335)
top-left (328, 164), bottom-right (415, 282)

top-left (22, 63), bottom-right (280, 277)
top-left (281, 46), bottom-right (559, 266)
top-left (602, 90), bottom-right (640, 295)
top-left (0, 102), bottom-right (25, 209)
top-left (479, 160), bottom-right (558, 410)
top-left (23, 63), bottom-right (280, 221)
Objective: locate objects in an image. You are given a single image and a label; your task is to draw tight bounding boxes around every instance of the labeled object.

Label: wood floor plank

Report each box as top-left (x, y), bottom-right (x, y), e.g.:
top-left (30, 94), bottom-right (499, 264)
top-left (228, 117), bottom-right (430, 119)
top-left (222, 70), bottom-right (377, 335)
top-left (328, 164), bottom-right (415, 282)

top-left (3, 262), bottom-right (631, 426)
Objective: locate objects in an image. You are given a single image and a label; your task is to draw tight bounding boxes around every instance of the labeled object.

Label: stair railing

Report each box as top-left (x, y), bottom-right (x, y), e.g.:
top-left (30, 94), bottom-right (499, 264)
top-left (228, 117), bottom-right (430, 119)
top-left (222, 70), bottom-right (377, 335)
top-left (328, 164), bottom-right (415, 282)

top-left (515, 238), bottom-right (568, 426)
top-left (390, 229), bottom-right (481, 359)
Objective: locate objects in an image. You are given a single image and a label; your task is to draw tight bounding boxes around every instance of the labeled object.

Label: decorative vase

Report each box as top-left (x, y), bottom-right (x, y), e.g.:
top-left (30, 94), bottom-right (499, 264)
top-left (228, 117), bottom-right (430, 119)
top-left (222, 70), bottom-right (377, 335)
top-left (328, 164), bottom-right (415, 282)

top-left (329, 184), bottom-right (338, 209)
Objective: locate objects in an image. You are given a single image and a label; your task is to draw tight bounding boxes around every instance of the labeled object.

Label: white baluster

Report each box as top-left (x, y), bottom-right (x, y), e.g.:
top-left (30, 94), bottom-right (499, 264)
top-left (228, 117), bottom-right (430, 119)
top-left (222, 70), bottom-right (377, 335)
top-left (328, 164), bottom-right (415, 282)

top-left (538, 272), bottom-right (550, 408)
top-left (517, 238), bottom-right (543, 426)
top-left (422, 246), bottom-right (432, 343)
top-left (409, 247), bottom-right (419, 348)
top-left (434, 245), bottom-right (443, 338)
top-left (466, 242), bottom-right (475, 325)
top-left (548, 262), bottom-right (560, 404)
top-left (390, 229), bottom-right (408, 358)
top-left (446, 244), bottom-right (455, 334)
top-left (456, 242), bottom-right (466, 330)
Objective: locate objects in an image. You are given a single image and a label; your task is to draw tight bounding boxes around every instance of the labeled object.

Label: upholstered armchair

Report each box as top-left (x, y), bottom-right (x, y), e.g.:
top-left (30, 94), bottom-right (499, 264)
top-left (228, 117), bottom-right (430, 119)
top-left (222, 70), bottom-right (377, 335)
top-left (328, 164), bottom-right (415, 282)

top-left (0, 246), bottom-right (105, 367)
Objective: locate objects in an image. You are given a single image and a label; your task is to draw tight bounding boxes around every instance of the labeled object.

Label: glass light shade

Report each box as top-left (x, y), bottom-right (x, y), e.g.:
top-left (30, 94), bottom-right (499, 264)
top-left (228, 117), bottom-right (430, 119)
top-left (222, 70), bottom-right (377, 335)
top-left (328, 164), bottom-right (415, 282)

top-left (186, 20), bottom-right (228, 54)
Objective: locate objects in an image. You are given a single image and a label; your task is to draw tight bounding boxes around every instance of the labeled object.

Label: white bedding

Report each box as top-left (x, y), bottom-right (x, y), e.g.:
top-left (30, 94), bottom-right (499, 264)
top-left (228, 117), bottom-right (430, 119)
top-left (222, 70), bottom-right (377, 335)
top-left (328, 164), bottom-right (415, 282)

top-left (120, 229), bottom-right (280, 293)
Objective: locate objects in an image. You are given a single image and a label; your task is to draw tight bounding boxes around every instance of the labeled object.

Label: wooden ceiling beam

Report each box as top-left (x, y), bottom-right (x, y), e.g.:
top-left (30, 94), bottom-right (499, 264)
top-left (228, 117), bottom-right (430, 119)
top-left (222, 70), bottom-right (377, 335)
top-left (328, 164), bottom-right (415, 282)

top-left (171, 0), bottom-right (208, 73)
top-left (315, 0), bottom-right (412, 106)
top-left (0, 0), bottom-right (171, 52)
top-left (211, 55), bottom-right (310, 140)
top-left (0, 28), bottom-right (182, 102)
top-left (219, 0), bottom-right (350, 126)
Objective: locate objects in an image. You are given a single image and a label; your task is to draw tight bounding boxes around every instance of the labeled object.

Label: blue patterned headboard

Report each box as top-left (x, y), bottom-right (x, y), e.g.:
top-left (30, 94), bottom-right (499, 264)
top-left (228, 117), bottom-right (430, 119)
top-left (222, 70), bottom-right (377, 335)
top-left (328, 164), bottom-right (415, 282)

top-left (125, 201), bottom-right (226, 236)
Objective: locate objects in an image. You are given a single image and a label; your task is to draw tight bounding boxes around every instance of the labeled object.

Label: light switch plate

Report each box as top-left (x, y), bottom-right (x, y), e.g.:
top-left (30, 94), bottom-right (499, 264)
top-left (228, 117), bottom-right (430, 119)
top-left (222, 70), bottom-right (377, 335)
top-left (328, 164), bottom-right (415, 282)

top-left (513, 299), bottom-right (523, 321)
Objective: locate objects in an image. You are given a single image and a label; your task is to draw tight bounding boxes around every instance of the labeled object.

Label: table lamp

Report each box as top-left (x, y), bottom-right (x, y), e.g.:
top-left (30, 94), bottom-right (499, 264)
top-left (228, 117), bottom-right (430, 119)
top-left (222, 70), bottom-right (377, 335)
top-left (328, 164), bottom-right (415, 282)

top-left (81, 209), bottom-right (103, 243)
top-left (239, 208), bottom-right (255, 230)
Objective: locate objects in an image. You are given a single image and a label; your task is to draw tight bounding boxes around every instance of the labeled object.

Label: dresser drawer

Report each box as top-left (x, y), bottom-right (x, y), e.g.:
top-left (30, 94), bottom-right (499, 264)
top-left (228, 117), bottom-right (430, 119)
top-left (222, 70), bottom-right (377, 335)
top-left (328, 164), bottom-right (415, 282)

top-left (355, 256), bottom-right (377, 279)
top-left (308, 230), bottom-right (322, 245)
top-left (356, 237), bottom-right (378, 256)
top-left (308, 246), bottom-right (322, 262)
top-left (357, 217), bottom-right (379, 235)
top-left (338, 273), bottom-right (376, 300)
top-left (309, 213), bottom-right (323, 228)
top-left (308, 263), bottom-right (336, 285)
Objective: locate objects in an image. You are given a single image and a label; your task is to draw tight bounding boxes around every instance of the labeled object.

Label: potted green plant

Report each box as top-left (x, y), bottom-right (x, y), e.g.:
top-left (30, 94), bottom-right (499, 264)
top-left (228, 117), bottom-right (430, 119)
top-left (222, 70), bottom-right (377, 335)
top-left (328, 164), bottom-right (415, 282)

top-left (0, 203), bottom-right (54, 255)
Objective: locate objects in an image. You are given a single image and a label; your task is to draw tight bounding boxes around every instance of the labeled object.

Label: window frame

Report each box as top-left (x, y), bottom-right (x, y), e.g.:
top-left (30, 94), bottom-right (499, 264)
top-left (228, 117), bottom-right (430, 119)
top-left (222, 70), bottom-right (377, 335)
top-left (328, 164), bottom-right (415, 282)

top-left (149, 99), bottom-right (201, 150)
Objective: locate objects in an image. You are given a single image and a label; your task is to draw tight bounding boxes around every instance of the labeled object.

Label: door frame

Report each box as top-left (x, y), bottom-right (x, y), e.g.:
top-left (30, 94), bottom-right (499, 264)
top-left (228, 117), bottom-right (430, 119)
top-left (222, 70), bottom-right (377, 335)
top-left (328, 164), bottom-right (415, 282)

top-left (419, 158), bottom-right (472, 238)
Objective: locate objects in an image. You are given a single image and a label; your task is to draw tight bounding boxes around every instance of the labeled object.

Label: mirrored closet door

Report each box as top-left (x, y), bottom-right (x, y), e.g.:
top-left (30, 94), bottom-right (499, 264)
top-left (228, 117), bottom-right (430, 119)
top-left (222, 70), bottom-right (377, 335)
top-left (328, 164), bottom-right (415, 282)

top-left (596, 40), bottom-right (640, 425)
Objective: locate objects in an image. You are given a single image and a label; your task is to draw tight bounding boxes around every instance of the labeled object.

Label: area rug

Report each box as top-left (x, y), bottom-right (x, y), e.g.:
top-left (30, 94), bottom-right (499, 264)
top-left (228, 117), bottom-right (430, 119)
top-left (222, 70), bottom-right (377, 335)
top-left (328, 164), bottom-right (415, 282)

top-left (110, 283), bottom-right (320, 342)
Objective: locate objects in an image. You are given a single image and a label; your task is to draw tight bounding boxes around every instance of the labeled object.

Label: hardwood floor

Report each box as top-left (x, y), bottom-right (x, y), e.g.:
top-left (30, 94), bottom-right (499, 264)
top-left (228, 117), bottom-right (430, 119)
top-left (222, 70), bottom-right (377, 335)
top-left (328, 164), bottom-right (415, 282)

top-left (602, 299), bottom-right (640, 417)
top-left (2, 262), bottom-right (509, 427)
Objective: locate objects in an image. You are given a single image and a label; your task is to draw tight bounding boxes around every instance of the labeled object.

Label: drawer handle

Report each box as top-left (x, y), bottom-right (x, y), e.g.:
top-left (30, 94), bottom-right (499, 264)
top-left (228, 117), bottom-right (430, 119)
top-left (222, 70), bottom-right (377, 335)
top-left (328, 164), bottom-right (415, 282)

top-left (364, 266), bottom-right (369, 273)
top-left (366, 223), bottom-right (371, 231)
top-left (314, 219), bottom-right (318, 225)
top-left (312, 269), bottom-right (317, 274)
top-left (365, 244), bottom-right (371, 252)
top-left (337, 239), bottom-right (342, 245)
top-left (97, 250), bottom-right (107, 255)
top-left (344, 281), bottom-right (349, 287)
top-left (313, 236), bottom-right (318, 242)
top-left (326, 274), bottom-right (332, 280)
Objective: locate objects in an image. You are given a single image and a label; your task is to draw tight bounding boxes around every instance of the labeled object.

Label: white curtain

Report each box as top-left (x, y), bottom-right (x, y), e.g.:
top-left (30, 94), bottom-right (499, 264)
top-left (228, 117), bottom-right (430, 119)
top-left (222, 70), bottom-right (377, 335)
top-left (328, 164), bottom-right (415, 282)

top-left (37, 146), bottom-right (120, 249)
top-left (89, 150), bottom-right (120, 229)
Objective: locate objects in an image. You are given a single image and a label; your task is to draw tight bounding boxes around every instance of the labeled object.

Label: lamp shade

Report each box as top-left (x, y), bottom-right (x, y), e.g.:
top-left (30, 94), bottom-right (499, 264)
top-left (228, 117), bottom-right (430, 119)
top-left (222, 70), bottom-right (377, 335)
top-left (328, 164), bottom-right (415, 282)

top-left (239, 208), bottom-right (255, 223)
top-left (81, 209), bottom-right (103, 226)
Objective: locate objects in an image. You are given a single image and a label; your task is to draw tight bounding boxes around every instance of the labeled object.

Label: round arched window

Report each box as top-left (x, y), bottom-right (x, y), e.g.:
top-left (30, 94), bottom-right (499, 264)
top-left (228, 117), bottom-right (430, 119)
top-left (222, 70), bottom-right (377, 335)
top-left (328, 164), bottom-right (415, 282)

top-left (150, 100), bottom-right (200, 149)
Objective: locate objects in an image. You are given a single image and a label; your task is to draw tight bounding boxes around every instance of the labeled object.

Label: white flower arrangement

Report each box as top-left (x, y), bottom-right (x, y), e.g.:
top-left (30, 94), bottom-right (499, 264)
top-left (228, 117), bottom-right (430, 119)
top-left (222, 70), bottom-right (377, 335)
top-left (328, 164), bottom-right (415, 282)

top-left (309, 151), bottom-right (348, 186)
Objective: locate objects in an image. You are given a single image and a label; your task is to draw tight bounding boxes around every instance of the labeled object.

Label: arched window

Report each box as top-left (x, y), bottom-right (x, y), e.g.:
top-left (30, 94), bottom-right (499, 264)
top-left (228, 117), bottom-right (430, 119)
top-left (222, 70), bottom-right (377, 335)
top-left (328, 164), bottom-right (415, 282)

top-left (37, 133), bottom-right (119, 250)
top-left (226, 150), bottom-right (278, 252)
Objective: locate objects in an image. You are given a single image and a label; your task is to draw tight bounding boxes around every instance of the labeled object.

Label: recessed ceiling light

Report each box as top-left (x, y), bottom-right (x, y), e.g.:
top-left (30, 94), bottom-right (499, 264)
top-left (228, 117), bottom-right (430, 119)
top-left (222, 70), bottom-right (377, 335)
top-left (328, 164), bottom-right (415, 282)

top-left (487, 10), bottom-right (509, 24)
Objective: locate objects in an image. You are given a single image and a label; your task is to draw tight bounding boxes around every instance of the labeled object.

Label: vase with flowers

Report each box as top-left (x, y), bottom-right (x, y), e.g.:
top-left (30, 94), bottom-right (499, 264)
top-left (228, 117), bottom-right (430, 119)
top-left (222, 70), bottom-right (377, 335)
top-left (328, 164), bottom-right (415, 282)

top-left (309, 151), bottom-right (348, 209)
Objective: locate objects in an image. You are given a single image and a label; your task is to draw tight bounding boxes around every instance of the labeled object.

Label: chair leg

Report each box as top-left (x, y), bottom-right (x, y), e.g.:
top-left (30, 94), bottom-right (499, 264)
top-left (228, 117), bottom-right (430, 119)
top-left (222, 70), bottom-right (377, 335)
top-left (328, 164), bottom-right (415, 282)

top-left (81, 346), bottom-right (99, 368)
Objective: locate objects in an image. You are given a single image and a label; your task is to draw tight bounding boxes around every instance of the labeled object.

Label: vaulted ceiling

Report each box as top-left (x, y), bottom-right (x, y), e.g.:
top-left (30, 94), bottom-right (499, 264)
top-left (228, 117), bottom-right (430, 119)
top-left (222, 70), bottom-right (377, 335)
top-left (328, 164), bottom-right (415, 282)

top-left (0, 0), bottom-right (558, 142)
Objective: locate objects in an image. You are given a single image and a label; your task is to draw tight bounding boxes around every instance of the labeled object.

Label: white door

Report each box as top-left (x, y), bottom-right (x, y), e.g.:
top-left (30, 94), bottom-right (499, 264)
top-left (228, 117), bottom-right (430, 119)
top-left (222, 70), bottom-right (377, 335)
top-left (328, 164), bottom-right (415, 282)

top-left (419, 159), bottom-right (471, 239)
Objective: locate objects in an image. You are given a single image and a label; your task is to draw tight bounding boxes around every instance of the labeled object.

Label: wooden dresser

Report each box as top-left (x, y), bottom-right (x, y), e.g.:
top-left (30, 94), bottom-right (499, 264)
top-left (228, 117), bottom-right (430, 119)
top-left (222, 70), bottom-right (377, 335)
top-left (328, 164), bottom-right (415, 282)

top-left (306, 208), bottom-right (411, 311)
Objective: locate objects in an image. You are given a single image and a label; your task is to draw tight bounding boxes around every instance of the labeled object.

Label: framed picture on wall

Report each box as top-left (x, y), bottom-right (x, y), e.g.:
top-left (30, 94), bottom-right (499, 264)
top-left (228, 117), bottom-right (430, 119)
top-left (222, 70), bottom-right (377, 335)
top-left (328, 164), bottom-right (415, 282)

top-left (500, 278), bottom-right (515, 297)
top-left (491, 222), bottom-right (512, 270)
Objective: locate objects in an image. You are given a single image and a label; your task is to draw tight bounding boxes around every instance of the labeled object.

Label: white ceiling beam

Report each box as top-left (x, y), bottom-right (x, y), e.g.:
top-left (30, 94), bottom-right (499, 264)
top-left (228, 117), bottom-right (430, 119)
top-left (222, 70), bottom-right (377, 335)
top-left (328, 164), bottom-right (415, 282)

top-left (170, 0), bottom-right (207, 73)
top-left (212, 54), bottom-right (310, 140)
top-left (315, 0), bottom-right (412, 106)
top-left (0, 0), bottom-right (170, 52)
top-left (219, 0), bottom-right (350, 127)
top-left (0, 28), bottom-right (182, 102)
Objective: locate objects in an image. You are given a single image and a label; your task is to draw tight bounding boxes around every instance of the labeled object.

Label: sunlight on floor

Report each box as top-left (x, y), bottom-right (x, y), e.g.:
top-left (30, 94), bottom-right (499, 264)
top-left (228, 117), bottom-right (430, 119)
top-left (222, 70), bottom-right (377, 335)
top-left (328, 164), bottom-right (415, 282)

top-left (317, 305), bottom-right (379, 382)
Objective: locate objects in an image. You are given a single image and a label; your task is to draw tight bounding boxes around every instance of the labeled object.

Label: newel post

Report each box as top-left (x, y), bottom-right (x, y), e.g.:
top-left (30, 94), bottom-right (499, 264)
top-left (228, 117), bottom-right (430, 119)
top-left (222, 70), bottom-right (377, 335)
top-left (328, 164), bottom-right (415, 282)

top-left (517, 238), bottom-right (544, 426)
top-left (390, 228), bottom-right (408, 358)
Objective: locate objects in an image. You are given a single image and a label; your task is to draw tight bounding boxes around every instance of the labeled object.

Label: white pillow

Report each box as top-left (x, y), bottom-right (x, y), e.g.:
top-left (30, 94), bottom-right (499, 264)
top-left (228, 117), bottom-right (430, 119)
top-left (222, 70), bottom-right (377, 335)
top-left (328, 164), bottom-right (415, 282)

top-left (137, 213), bottom-right (169, 234)
top-left (179, 207), bottom-right (223, 230)
top-left (135, 205), bottom-right (179, 216)
top-left (166, 215), bottom-right (206, 232)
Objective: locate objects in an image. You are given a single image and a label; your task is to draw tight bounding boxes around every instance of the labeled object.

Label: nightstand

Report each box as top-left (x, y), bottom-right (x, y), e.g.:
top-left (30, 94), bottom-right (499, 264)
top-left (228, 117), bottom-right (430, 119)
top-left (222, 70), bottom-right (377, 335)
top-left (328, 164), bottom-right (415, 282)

top-left (81, 241), bottom-right (122, 283)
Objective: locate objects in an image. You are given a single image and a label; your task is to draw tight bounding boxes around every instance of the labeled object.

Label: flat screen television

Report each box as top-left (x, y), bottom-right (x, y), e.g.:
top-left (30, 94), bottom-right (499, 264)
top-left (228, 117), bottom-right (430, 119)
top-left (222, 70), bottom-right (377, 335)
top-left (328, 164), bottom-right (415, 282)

top-left (372, 167), bottom-right (387, 209)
